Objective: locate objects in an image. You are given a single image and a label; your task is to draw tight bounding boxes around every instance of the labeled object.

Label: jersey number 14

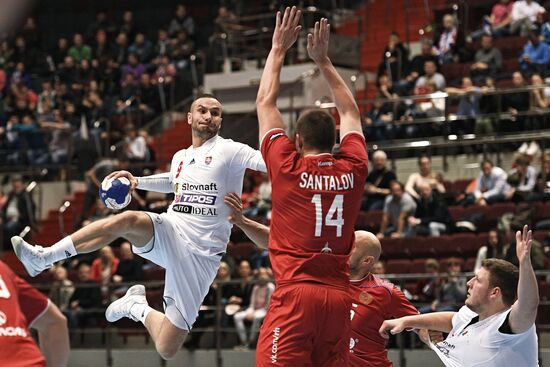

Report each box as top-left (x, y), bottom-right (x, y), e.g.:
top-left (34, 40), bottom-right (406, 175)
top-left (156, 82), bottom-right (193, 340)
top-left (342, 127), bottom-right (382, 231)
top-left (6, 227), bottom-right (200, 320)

top-left (311, 194), bottom-right (344, 237)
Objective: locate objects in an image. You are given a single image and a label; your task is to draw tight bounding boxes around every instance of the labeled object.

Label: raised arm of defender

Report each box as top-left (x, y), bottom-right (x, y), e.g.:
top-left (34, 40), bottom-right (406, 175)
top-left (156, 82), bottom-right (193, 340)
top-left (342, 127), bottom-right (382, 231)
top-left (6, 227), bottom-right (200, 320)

top-left (256, 7), bottom-right (302, 141)
top-left (509, 225), bottom-right (539, 333)
top-left (306, 19), bottom-right (363, 138)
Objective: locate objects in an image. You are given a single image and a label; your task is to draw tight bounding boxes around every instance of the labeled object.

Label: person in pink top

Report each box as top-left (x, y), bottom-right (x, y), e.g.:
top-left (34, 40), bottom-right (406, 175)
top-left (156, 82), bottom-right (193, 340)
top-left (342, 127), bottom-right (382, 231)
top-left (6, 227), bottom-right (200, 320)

top-left (470, 0), bottom-right (514, 40)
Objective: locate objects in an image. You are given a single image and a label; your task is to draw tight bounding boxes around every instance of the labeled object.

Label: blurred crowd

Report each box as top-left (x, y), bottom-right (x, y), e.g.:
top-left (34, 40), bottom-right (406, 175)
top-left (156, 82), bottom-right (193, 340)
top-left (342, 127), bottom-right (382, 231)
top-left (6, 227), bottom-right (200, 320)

top-left (366, 0), bottom-right (550, 141)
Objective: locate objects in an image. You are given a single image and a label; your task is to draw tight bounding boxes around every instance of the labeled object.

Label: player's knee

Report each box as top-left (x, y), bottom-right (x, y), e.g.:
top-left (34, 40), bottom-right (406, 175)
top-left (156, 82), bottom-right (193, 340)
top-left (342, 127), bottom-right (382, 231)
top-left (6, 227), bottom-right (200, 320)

top-left (156, 343), bottom-right (179, 360)
top-left (108, 211), bottom-right (141, 235)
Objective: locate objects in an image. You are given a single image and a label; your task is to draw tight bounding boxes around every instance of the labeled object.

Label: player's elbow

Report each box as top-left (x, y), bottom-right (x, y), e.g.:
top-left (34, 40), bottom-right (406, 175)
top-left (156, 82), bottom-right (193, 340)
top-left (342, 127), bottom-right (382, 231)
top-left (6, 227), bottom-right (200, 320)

top-left (156, 344), bottom-right (179, 360)
top-left (256, 93), bottom-right (276, 107)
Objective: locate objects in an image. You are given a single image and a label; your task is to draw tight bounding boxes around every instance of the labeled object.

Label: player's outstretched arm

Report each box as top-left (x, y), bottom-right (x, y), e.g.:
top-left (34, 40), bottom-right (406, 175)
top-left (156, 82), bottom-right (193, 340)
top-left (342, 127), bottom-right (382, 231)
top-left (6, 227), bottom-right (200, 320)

top-left (32, 302), bottom-right (70, 367)
top-left (107, 171), bottom-right (173, 193)
top-left (224, 193), bottom-right (270, 249)
top-left (256, 6), bottom-right (302, 142)
top-left (307, 18), bottom-right (362, 138)
top-left (509, 225), bottom-right (539, 334)
top-left (379, 312), bottom-right (455, 339)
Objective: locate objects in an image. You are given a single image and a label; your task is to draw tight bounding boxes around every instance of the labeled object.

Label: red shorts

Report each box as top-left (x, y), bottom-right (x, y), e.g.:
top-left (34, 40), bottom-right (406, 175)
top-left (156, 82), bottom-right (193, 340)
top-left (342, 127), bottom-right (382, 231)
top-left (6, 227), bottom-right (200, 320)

top-left (256, 283), bottom-right (351, 367)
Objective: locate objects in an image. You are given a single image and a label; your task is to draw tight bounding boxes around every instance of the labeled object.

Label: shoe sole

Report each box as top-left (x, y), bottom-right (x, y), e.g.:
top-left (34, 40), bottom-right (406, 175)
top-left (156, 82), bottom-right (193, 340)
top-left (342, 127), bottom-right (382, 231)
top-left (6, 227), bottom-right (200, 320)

top-left (105, 285), bottom-right (146, 322)
top-left (11, 236), bottom-right (40, 277)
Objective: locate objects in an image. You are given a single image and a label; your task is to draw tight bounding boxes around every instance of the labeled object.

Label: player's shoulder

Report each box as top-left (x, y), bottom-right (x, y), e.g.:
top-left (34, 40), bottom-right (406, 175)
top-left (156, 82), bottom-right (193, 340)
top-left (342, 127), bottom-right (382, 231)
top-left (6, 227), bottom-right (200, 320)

top-left (0, 260), bottom-right (13, 276)
top-left (356, 274), bottom-right (395, 294)
top-left (172, 148), bottom-right (188, 160)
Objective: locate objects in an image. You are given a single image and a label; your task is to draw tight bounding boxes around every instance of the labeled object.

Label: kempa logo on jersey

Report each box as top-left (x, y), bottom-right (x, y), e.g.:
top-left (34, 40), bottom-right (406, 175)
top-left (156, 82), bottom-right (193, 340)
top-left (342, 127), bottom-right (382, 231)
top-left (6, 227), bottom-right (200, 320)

top-left (0, 311), bottom-right (6, 326)
top-left (0, 311), bottom-right (28, 337)
top-left (172, 204), bottom-right (217, 216)
top-left (175, 193), bottom-right (217, 205)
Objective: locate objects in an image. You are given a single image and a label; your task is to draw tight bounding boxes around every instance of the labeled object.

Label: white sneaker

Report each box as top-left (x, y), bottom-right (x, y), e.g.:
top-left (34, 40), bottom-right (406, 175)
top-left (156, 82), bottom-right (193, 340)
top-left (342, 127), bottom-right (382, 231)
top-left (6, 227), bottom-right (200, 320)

top-left (105, 285), bottom-right (147, 322)
top-left (11, 236), bottom-right (51, 277)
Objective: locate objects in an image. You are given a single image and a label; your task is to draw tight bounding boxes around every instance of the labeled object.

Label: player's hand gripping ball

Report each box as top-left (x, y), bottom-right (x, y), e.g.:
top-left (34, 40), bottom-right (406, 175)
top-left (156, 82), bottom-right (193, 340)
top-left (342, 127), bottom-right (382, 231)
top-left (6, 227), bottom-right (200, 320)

top-left (99, 177), bottom-right (132, 210)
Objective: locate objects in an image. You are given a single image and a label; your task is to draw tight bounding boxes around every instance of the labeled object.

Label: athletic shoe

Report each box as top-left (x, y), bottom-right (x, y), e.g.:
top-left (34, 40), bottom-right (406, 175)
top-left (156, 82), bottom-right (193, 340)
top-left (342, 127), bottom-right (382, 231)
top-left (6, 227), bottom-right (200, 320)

top-left (105, 284), bottom-right (147, 322)
top-left (11, 236), bottom-right (51, 277)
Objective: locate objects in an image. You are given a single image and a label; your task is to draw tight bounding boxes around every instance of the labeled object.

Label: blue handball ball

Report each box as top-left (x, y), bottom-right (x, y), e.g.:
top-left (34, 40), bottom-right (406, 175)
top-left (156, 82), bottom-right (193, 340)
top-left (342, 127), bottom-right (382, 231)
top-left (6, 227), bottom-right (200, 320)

top-left (99, 177), bottom-right (132, 210)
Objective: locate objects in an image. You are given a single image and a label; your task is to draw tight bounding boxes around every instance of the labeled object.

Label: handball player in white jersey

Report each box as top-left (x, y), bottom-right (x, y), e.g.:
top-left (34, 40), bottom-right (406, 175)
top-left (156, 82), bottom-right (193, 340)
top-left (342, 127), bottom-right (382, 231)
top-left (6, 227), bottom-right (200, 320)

top-left (380, 225), bottom-right (539, 367)
top-left (11, 94), bottom-right (266, 360)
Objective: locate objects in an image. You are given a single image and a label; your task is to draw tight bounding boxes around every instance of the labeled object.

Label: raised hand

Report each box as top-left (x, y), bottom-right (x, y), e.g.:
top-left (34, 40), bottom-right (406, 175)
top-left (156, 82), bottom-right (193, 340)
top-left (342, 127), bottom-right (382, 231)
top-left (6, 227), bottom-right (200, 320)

top-left (515, 224), bottom-right (532, 265)
top-left (105, 170), bottom-right (138, 191)
top-left (272, 6), bottom-right (302, 52)
top-left (224, 192), bottom-right (244, 225)
top-left (307, 18), bottom-right (330, 64)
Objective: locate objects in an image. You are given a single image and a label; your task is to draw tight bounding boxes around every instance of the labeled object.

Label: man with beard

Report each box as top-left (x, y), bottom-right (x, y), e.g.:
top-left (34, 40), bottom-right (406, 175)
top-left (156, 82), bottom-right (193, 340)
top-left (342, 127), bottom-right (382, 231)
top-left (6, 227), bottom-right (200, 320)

top-left (11, 94), bottom-right (266, 360)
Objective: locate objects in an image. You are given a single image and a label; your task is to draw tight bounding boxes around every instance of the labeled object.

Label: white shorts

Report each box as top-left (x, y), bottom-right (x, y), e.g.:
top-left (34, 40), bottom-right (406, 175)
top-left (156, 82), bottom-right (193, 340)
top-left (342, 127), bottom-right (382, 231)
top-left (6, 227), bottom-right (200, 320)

top-left (132, 212), bottom-right (222, 330)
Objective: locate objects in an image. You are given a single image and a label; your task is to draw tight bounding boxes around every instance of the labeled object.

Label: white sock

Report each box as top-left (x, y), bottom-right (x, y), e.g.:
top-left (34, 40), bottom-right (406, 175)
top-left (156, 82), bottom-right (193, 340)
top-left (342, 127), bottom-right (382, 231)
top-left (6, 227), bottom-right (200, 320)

top-left (45, 237), bottom-right (77, 264)
top-left (130, 303), bottom-right (153, 324)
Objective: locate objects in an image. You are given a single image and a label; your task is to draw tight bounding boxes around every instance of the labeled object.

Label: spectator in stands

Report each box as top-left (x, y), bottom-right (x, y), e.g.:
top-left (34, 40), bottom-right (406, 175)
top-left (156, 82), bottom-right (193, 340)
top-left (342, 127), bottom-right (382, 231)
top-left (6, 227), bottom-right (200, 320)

top-left (58, 55), bottom-right (79, 86)
top-left (405, 154), bottom-right (446, 201)
top-left (155, 28), bottom-right (173, 58)
top-left (112, 241), bottom-right (143, 284)
top-left (501, 71), bottom-right (531, 131)
top-left (507, 154), bottom-right (538, 202)
top-left (91, 245), bottom-right (120, 285)
top-left (362, 150), bottom-right (397, 211)
top-left (415, 258), bottom-right (440, 303)
top-left (213, 5), bottom-right (238, 35)
top-left (124, 123), bottom-right (148, 164)
top-left (414, 60), bottom-right (446, 92)
top-left (227, 260), bottom-right (254, 312)
top-left (377, 32), bottom-right (409, 82)
top-left (68, 33), bottom-right (92, 64)
top-left (20, 17), bottom-right (40, 50)
top-left (419, 259), bottom-right (467, 313)
top-left (433, 14), bottom-right (462, 64)
top-left (0, 40), bottom-right (14, 69)
top-left (119, 11), bottom-right (136, 41)
top-left (405, 39), bottom-right (439, 85)
top-left (172, 29), bottom-right (195, 70)
top-left (68, 263), bottom-right (103, 329)
top-left (536, 152), bottom-right (550, 200)
top-left (128, 33), bottom-right (153, 63)
top-left (510, 0), bottom-right (546, 36)
top-left (531, 73), bottom-right (549, 109)
top-left (372, 260), bottom-right (386, 275)
top-left (112, 33), bottom-right (129, 67)
top-left (92, 29), bottom-right (111, 64)
top-left (233, 267), bottom-right (275, 349)
top-left (13, 36), bottom-right (35, 69)
top-left (121, 53), bottom-right (146, 85)
top-left (86, 11), bottom-right (114, 41)
top-left (475, 77), bottom-right (499, 135)
top-left (49, 265), bottom-right (75, 313)
top-left (519, 30), bottom-right (550, 74)
top-left (446, 77), bottom-right (483, 132)
top-left (39, 108), bottom-right (72, 164)
top-left (474, 229), bottom-right (506, 271)
top-left (363, 98), bottom-right (397, 141)
top-left (470, 0), bottom-right (514, 40)
top-left (377, 180), bottom-right (417, 239)
top-left (467, 159), bottom-right (510, 206)
top-left (407, 182), bottom-right (451, 236)
top-left (470, 34), bottom-right (502, 80)
top-left (52, 37), bottom-right (69, 68)
top-left (2, 176), bottom-right (35, 248)
top-left (168, 4), bottom-right (195, 37)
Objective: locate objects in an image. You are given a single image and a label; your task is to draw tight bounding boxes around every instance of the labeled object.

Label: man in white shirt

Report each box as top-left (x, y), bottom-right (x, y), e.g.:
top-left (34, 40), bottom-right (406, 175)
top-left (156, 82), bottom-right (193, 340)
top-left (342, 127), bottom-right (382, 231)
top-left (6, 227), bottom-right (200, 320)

top-left (511, 0), bottom-right (546, 36)
top-left (380, 225), bottom-right (539, 367)
top-left (11, 94), bottom-right (266, 360)
top-left (470, 158), bottom-right (510, 206)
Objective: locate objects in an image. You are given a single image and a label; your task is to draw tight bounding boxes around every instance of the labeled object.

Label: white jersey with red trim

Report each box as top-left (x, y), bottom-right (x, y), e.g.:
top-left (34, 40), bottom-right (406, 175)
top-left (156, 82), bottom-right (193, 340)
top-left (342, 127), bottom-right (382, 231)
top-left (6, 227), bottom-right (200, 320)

top-left (166, 135), bottom-right (266, 255)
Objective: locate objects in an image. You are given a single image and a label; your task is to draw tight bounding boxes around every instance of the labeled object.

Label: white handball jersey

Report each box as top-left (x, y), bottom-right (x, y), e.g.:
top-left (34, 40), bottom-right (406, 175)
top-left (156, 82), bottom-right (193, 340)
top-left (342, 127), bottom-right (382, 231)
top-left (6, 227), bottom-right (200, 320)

top-left (431, 306), bottom-right (539, 367)
top-left (167, 135), bottom-right (266, 255)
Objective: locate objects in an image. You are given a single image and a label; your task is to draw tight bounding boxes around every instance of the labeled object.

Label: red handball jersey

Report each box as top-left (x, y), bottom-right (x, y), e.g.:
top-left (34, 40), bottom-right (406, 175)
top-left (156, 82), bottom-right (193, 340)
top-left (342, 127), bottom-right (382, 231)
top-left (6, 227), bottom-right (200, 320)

top-left (0, 261), bottom-right (48, 367)
top-left (261, 129), bottom-right (368, 288)
top-left (349, 273), bottom-right (419, 367)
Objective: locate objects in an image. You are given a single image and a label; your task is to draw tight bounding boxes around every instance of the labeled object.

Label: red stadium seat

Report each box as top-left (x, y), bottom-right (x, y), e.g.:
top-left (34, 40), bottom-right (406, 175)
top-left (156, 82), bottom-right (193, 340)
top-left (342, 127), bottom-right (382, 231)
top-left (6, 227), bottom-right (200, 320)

top-left (410, 258), bottom-right (431, 274)
top-left (381, 237), bottom-right (409, 259)
top-left (449, 206), bottom-right (465, 222)
top-left (448, 233), bottom-right (478, 257)
top-left (539, 281), bottom-right (550, 301)
top-left (386, 259), bottom-right (412, 274)
top-left (484, 202), bottom-right (515, 222)
top-left (226, 242), bottom-right (257, 262)
top-left (355, 210), bottom-right (383, 231)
